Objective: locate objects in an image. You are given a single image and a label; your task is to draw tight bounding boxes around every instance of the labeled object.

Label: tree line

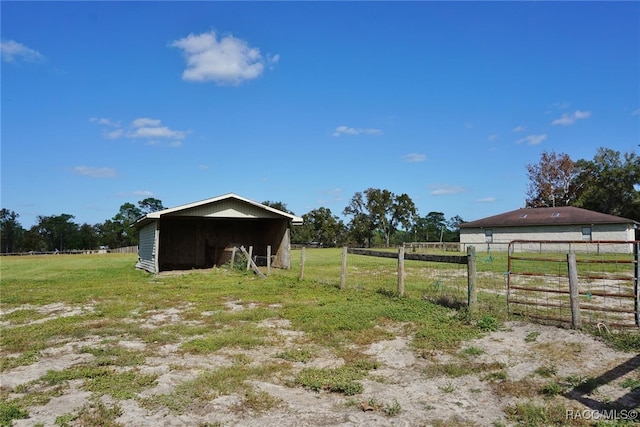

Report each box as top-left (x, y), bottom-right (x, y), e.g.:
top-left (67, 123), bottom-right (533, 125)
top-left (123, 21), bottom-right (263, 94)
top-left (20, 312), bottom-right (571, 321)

top-left (525, 147), bottom-right (640, 219)
top-left (2, 147), bottom-right (638, 253)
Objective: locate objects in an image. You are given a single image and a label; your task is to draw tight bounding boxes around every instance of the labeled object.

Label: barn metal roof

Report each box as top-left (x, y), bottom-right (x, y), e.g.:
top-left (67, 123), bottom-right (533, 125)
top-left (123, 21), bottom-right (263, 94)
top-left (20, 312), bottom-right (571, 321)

top-left (132, 193), bottom-right (304, 227)
top-left (459, 206), bottom-right (638, 228)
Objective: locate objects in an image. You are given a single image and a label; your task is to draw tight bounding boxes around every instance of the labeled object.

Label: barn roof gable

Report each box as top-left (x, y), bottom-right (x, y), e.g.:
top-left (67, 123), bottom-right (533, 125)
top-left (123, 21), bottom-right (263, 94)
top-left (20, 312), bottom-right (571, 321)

top-left (459, 206), bottom-right (638, 229)
top-left (133, 193), bottom-right (303, 227)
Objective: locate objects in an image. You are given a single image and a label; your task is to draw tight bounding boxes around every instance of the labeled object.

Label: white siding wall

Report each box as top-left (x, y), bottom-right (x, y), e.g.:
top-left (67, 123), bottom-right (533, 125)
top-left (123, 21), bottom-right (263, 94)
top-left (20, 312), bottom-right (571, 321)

top-left (460, 223), bottom-right (635, 253)
top-left (136, 222), bottom-right (158, 273)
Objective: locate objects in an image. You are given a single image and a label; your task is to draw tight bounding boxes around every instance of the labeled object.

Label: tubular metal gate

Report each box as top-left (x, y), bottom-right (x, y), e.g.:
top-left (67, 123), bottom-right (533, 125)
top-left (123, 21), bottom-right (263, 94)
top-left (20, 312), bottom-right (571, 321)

top-left (507, 240), bottom-right (640, 329)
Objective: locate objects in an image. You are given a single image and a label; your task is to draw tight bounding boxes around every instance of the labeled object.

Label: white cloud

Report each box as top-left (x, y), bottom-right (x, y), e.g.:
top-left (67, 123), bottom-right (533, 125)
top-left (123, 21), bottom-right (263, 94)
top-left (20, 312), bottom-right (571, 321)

top-left (487, 134), bottom-right (499, 141)
top-left (332, 126), bottom-right (383, 137)
top-left (402, 153), bottom-right (426, 163)
top-left (429, 184), bottom-right (466, 196)
top-left (91, 117), bottom-right (187, 146)
top-left (513, 125), bottom-right (526, 133)
top-left (73, 166), bottom-right (117, 178)
top-left (89, 117), bottom-right (120, 127)
top-left (1, 40), bottom-right (44, 63)
top-left (552, 110), bottom-right (591, 126)
top-left (132, 118), bottom-right (162, 128)
top-left (632, 109), bottom-right (640, 116)
top-left (517, 134), bottom-right (548, 145)
top-left (128, 125), bottom-right (186, 140)
top-left (171, 30), bottom-right (276, 85)
top-left (105, 129), bottom-right (125, 139)
top-left (475, 197), bottom-right (496, 203)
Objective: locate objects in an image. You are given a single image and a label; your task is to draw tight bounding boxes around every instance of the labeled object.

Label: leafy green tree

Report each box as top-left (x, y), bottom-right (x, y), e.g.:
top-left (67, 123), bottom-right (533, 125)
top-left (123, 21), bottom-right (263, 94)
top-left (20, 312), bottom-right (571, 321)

top-left (138, 197), bottom-right (165, 214)
top-left (97, 202), bottom-right (145, 248)
top-left (573, 148), bottom-right (640, 220)
top-left (70, 223), bottom-right (99, 250)
top-left (0, 209), bottom-right (24, 253)
top-left (34, 214), bottom-right (78, 251)
top-left (425, 211), bottom-right (447, 242)
top-left (343, 188), bottom-right (417, 247)
top-left (96, 219), bottom-right (124, 248)
top-left (297, 207), bottom-right (346, 247)
top-left (526, 150), bottom-right (579, 207)
top-left (343, 191), bottom-right (376, 247)
top-left (446, 215), bottom-right (466, 242)
top-left (21, 227), bottom-right (46, 252)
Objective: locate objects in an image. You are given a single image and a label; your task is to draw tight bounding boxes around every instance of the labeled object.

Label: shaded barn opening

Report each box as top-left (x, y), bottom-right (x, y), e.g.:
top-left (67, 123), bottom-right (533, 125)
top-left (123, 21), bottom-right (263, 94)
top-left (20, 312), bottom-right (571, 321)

top-left (157, 216), bottom-right (289, 271)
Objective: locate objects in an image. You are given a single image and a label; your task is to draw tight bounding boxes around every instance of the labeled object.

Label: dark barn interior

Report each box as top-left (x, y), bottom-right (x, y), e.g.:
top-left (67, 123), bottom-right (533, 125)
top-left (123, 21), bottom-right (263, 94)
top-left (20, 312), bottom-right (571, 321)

top-left (157, 216), bottom-right (289, 271)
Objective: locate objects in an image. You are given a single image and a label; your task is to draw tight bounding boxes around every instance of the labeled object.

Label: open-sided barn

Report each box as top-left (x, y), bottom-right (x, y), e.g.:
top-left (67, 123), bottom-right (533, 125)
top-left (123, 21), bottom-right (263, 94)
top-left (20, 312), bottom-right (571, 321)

top-left (459, 206), bottom-right (638, 252)
top-left (132, 193), bottom-right (303, 274)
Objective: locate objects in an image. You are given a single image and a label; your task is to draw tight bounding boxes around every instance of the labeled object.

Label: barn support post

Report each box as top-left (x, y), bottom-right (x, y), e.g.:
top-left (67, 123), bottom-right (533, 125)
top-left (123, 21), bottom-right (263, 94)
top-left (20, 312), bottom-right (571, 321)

top-left (298, 247), bottom-right (306, 281)
top-left (567, 253), bottom-right (582, 329)
top-left (246, 246), bottom-right (253, 271)
top-left (340, 247), bottom-right (348, 290)
top-left (267, 245), bottom-right (272, 275)
top-left (397, 246), bottom-right (405, 297)
top-left (230, 246), bottom-right (237, 266)
top-left (467, 246), bottom-right (477, 310)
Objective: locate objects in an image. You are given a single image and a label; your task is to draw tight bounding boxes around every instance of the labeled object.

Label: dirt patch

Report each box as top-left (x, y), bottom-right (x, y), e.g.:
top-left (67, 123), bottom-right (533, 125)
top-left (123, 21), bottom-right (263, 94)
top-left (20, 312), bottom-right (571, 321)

top-left (2, 303), bottom-right (638, 426)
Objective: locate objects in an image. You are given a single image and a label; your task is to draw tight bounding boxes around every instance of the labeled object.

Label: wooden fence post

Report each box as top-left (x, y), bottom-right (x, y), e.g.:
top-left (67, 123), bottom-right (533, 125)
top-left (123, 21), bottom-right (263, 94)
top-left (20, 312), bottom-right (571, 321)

top-left (246, 246), bottom-right (253, 271)
top-left (567, 253), bottom-right (582, 329)
top-left (467, 246), bottom-right (477, 309)
top-left (635, 242), bottom-right (639, 327)
top-left (340, 247), bottom-right (348, 290)
top-left (267, 245), bottom-right (271, 275)
top-left (230, 246), bottom-right (237, 266)
top-left (398, 246), bottom-right (405, 297)
top-left (299, 247), bottom-right (306, 281)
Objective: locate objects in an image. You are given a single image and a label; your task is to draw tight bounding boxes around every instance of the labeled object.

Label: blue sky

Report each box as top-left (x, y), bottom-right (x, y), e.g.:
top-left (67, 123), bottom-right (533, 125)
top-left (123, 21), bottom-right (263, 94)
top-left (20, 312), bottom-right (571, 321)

top-left (2, 1), bottom-right (639, 228)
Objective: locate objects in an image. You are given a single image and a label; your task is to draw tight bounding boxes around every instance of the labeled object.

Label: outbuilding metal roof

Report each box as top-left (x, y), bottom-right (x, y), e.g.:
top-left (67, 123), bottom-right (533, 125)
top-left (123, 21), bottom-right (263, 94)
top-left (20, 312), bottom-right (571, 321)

top-left (459, 206), bottom-right (638, 228)
top-left (132, 193), bottom-right (304, 228)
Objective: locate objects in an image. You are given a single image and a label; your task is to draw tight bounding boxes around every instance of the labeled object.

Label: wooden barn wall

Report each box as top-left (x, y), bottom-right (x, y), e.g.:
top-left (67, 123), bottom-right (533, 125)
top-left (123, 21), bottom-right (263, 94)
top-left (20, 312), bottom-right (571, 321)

top-left (157, 217), bottom-right (289, 271)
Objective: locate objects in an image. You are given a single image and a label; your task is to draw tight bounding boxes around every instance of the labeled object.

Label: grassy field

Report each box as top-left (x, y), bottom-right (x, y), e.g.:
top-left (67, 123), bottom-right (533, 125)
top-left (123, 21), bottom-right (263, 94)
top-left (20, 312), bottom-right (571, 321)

top-left (1, 250), bottom-right (639, 426)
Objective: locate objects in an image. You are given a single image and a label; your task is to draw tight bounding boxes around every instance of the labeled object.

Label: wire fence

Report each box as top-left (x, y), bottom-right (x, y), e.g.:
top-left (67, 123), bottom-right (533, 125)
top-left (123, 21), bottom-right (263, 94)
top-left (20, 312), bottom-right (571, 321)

top-left (285, 245), bottom-right (640, 331)
top-left (507, 240), bottom-right (639, 330)
top-left (290, 247), bottom-right (509, 318)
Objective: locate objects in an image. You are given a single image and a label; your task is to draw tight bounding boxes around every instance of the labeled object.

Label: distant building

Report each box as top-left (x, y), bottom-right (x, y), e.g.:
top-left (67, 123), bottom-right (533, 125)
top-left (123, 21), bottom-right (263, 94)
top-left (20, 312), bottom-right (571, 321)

top-left (132, 193), bottom-right (303, 273)
top-left (459, 206), bottom-right (638, 253)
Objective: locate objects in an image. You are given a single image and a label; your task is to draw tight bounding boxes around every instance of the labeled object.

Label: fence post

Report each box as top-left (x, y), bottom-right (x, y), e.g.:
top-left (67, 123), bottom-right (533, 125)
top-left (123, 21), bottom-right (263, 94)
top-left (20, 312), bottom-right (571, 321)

top-left (230, 246), bottom-right (237, 266)
top-left (267, 245), bottom-right (271, 275)
top-left (299, 247), bottom-right (306, 281)
top-left (246, 246), bottom-right (253, 271)
top-left (567, 253), bottom-right (582, 329)
top-left (467, 246), bottom-right (477, 309)
top-left (398, 246), bottom-right (405, 297)
top-left (340, 247), bottom-right (348, 290)
top-left (635, 242), bottom-right (639, 327)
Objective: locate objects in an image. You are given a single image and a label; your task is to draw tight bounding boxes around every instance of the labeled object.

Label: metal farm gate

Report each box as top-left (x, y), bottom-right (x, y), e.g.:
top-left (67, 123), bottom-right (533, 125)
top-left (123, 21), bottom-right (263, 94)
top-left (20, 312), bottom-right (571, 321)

top-left (507, 240), bottom-right (640, 330)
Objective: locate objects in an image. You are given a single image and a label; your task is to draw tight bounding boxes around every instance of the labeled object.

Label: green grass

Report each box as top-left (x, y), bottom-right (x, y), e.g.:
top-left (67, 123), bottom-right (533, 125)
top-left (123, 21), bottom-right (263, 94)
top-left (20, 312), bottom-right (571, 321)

top-left (2, 249), bottom-right (638, 424)
top-left (295, 359), bottom-right (379, 395)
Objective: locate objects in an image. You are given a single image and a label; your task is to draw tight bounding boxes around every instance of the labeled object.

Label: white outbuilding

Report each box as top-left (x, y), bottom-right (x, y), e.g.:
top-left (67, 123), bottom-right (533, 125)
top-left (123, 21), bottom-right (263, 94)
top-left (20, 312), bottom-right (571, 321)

top-left (459, 206), bottom-right (638, 253)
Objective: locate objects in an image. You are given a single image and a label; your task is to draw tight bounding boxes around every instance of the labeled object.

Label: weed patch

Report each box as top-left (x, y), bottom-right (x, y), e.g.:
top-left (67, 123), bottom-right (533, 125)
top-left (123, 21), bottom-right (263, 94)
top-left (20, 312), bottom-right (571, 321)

top-left (295, 360), bottom-right (378, 395)
top-left (275, 347), bottom-right (314, 363)
top-left (0, 400), bottom-right (29, 427)
top-left (180, 325), bottom-right (270, 354)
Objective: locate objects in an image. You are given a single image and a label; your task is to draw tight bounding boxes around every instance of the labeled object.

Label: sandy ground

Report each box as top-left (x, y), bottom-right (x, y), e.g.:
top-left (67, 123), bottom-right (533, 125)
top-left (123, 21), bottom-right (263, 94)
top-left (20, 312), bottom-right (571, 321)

top-left (1, 303), bottom-right (639, 426)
